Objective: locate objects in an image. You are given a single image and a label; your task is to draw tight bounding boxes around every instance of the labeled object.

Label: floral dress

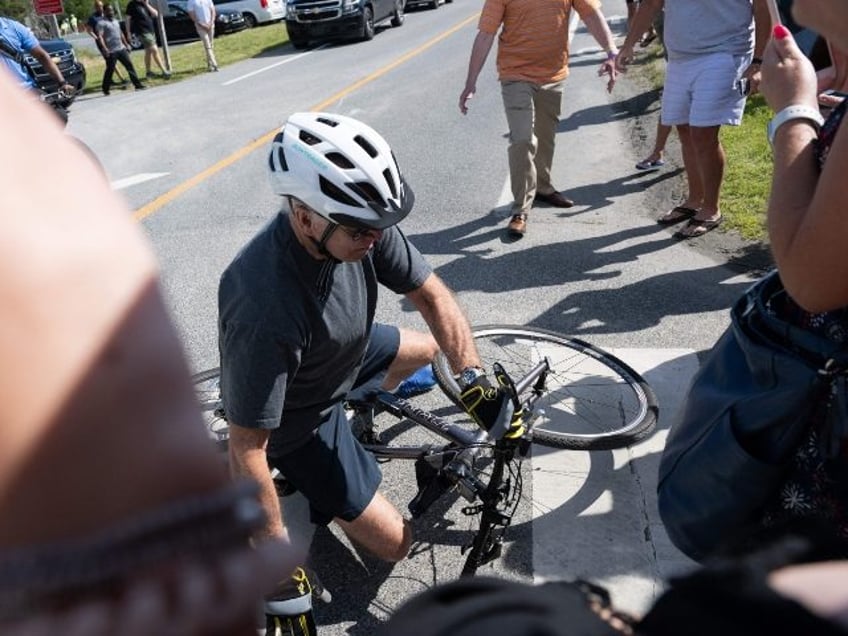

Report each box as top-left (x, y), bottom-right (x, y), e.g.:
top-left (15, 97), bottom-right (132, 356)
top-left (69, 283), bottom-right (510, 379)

top-left (762, 99), bottom-right (848, 550)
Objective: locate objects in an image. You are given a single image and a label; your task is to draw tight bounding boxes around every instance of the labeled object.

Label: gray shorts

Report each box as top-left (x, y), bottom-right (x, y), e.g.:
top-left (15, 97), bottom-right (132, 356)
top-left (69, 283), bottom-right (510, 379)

top-left (662, 52), bottom-right (749, 127)
top-left (268, 323), bottom-right (400, 526)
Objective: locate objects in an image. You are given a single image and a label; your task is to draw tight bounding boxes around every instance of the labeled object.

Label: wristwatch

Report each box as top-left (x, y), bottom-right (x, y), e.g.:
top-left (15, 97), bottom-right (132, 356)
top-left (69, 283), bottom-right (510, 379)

top-left (767, 104), bottom-right (824, 147)
top-left (458, 366), bottom-right (485, 390)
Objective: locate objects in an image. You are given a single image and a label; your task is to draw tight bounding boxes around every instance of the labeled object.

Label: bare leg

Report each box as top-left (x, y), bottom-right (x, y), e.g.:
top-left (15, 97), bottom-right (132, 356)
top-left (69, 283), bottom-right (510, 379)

top-left (688, 125), bottom-right (724, 219)
top-left (382, 328), bottom-right (438, 390)
top-left (674, 124), bottom-right (724, 237)
top-left (656, 124), bottom-right (702, 223)
top-left (676, 124), bottom-right (705, 209)
top-left (639, 121), bottom-right (672, 164)
top-left (335, 491), bottom-right (412, 562)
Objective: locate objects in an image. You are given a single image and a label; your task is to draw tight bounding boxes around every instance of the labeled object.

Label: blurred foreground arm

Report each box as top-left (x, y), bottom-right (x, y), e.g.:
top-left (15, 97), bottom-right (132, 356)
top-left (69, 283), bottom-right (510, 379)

top-left (0, 70), bottom-right (292, 634)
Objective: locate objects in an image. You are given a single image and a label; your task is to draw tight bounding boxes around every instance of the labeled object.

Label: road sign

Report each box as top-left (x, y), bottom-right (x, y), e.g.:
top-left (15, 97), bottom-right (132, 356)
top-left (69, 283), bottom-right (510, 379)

top-left (33, 0), bottom-right (64, 15)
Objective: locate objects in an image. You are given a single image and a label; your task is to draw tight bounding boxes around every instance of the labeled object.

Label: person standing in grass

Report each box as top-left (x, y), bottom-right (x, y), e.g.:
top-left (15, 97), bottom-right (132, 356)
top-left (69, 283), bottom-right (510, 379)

top-left (618, 0), bottom-right (772, 239)
top-left (187, 0), bottom-right (218, 72)
top-left (125, 0), bottom-right (171, 79)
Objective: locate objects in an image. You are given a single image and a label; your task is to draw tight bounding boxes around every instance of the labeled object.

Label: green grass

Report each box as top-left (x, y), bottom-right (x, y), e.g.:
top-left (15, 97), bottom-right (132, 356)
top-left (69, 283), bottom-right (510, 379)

top-left (77, 22), bottom-right (289, 92)
top-left (632, 43), bottom-right (774, 242)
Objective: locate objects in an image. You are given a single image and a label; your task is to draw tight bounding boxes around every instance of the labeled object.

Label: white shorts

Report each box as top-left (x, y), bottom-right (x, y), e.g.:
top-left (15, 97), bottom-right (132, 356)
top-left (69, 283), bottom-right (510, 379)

top-left (661, 52), bottom-right (749, 127)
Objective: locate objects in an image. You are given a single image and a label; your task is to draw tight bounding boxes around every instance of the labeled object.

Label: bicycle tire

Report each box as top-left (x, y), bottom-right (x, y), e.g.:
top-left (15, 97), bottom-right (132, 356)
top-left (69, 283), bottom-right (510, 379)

top-left (432, 326), bottom-right (658, 450)
top-left (192, 367), bottom-right (229, 450)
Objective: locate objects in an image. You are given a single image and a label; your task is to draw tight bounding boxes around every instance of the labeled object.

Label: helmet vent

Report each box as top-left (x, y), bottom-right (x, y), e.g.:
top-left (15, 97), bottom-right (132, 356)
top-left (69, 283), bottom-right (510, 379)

top-left (299, 130), bottom-right (322, 146)
top-left (319, 175), bottom-right (362, 208)
top-left (270, 132), bottom-right (288, 172)
top-left (316, 116), bottom-right (339, 127)
top-left (382, 168), bottom-right (397, 198)
top-left (326, 152), bottom-right (355, 169)
top-left (353, 135), bottom-right (378, 158)
top-left (347, 181), bottom-right (385, 209)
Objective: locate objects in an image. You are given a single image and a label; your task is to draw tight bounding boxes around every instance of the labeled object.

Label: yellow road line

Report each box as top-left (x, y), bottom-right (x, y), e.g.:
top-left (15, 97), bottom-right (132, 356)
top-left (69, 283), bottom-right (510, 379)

top-left (133, 13), bottom-right (479, 222)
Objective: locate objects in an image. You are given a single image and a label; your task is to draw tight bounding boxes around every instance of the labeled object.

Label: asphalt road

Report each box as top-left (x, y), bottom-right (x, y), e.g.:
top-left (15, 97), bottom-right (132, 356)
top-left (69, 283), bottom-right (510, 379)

top-left (65, 0), bottom-right (763, 629)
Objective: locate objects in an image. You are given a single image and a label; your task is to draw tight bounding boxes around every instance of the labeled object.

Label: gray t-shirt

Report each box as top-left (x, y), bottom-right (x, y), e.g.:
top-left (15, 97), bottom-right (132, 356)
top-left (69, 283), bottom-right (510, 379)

top-left (218, 213), bottom-right (433, 455)
top-left (96, 17), bottom-right (125, 53)
top-left (663, 0), bottom-right (754, 60)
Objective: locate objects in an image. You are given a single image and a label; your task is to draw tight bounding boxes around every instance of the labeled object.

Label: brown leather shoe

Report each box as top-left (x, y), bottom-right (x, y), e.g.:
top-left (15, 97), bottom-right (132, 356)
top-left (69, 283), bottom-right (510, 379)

top-left (507, 213), bottom-right (527, 237)
top-left (534, 190), bottom-right (574, 208)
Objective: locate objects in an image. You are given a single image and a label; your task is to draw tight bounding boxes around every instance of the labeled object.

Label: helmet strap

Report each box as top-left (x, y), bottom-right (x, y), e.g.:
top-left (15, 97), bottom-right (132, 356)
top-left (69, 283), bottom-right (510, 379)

top-left (312, 222), bottom-right (339, 261)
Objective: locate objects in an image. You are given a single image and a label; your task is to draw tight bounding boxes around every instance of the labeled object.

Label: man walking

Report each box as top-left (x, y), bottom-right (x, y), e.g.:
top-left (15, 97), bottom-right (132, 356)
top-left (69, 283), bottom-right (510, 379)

top-left (617, 0), bottom-right (772, 238)
top-left (125, 0), bottom-right (171, 78)
top-left (95, 4), bottom-right (145, 95)
top-left (86, 0), bottom-right (127, 85)
top-left (187, 0), bottom-right (218, 72)
top-left (459, 0), bottom-right (619, 238)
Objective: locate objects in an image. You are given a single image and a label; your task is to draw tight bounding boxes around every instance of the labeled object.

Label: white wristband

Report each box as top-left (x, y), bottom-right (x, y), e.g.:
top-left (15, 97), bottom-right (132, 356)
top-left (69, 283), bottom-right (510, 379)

top-left (767, 104), bottom-right (824, 147)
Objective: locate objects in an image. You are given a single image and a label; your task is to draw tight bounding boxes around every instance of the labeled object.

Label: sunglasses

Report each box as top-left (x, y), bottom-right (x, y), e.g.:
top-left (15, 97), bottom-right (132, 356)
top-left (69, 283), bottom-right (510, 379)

top-left (337, 225), bottom-right (381, 242)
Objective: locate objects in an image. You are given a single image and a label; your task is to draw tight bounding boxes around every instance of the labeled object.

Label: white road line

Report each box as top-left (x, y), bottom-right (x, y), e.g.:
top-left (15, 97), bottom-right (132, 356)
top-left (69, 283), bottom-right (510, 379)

top-left (222, 44), bottom-right (330, 86)
top-left (111, 172), bottom-right (170, 190)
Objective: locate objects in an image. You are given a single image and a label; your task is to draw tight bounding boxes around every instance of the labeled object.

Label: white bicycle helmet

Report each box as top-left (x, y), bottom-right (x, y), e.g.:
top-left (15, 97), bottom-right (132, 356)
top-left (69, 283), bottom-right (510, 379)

top-left (268, 112), bottom-right (414, 230)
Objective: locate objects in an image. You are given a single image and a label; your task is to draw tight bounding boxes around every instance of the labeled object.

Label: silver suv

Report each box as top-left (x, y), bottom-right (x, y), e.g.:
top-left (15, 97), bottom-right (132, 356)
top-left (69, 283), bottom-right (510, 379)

top-left (213, 0), bottom-right (284, 27)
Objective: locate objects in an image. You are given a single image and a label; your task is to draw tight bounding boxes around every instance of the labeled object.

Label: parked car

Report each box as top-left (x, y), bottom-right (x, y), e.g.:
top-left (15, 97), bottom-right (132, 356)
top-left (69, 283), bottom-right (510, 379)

top-left (214, 0), bottom-right (285, 27)
top-left (24, 38), bottom-right (86, 105)
top-left (126, 1), bottom-right (247, 48)
top-left (284, 0), bottom-right (404, 48)
top-left (404, 0), bottom-right (448, 11)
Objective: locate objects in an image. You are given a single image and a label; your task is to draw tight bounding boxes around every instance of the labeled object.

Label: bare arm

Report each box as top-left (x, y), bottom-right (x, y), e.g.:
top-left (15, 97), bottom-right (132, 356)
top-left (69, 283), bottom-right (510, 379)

top-left (0, 69), bottom-right (293, 633)
top-left (745, 0), bottom-right (774, 94)
top-left (616, 0), bottom-right (663, 70)
top-left (405, 273), bottom-right (481, 374)
top-left (581, 7), bottom-right (616, 55)
top-left (580, 7), bottom-right (619, 92)
top-left (459, 30), bottom-right (495, 115)
top-left (228, 424), bottom-right (288, 542)
top-left (761, 28), bottom-right (848, 311)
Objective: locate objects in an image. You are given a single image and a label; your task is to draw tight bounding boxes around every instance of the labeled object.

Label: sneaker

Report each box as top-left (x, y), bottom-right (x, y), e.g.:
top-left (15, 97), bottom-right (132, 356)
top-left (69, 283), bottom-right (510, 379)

top-left (262, 566), bottom-right (331, 635)
top-left (394, 365), bottom-right (437, 399)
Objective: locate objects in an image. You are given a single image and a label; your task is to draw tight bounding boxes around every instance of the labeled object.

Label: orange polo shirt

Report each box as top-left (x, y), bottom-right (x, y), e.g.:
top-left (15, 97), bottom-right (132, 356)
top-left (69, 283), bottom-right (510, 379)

top-left (479, 0), bottom-right (602, 84)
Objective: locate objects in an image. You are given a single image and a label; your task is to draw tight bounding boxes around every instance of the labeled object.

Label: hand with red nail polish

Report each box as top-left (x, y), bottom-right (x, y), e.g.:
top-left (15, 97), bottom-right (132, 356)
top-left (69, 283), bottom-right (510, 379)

top-left (760, 22), bottom-right (819, 113)
top-left (773, 24), bottom-right (790, 40)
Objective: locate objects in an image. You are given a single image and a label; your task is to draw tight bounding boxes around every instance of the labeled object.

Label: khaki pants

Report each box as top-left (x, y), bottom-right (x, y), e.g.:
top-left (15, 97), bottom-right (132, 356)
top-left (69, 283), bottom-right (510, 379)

top-left (500, 80), bottom-right (564, 213)
top-left (195, 25), bottom-right (218, 70)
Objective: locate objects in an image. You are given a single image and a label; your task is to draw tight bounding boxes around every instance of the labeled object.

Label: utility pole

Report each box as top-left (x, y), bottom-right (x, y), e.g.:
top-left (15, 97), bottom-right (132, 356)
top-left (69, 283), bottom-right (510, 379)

top-left (156, 0), bottom-right (172, 72)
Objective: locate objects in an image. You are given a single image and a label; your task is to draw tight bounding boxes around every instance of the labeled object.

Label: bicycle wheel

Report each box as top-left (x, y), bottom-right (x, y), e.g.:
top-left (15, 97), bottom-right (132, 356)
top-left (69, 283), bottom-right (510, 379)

top-left (433, 326), bottom-right (658, 450)
top-left (192, 367), bottom-right (229, 450)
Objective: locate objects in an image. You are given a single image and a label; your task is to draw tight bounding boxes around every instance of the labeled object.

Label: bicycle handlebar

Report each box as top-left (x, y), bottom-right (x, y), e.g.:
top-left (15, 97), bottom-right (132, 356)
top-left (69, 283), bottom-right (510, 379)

top-left (40, 86), bottom-right (75, 102)
top-left (486, 358), bottom-right (550, 441)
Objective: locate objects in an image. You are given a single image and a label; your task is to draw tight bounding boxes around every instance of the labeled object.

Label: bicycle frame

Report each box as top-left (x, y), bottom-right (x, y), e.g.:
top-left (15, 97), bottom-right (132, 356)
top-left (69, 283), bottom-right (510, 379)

top-left (348, 357), bottom-right (551, 575)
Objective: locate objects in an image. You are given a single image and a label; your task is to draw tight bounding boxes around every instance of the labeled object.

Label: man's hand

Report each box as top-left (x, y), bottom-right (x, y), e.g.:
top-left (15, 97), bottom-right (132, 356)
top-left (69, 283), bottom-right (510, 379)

top-left (615, 46), bottom-right (634, 73)
top-left (459, 85), bottom-right (475, 115)
top-left (459, 373), bottom-right (526, 439)
top-left (599, 54), bottom-right (618, 93)
top-left (459, 374), bottom-right (506, 432)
